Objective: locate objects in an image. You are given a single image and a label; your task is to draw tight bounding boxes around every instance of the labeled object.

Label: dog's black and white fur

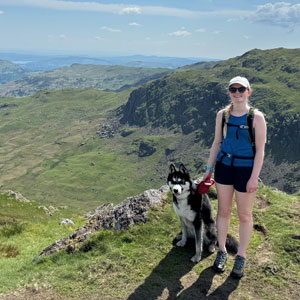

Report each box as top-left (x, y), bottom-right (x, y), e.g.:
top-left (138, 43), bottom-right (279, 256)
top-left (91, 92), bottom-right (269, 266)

top-left (168, 163), bottom-right (238, 263)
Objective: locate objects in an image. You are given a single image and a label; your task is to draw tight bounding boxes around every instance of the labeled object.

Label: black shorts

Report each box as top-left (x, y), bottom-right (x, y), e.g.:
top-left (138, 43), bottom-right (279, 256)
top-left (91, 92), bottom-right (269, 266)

top-left (214, 162), bottom-right (253, 193)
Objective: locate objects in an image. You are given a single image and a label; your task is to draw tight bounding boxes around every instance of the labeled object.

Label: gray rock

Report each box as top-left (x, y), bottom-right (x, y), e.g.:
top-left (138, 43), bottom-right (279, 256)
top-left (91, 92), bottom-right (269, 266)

top-left (60, 219), bottom-right (75, 225)
top-left (3, 190), bottom-right (31, 203)
top-left (33, 185), bottom-right (169, 261)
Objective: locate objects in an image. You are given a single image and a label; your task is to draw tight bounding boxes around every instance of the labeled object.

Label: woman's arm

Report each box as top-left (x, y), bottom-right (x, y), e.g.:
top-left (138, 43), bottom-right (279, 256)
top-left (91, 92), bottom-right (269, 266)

top-left (246, 110), bottom-right (267, 193)
top-left (203, 110), bottom-right (224, 181)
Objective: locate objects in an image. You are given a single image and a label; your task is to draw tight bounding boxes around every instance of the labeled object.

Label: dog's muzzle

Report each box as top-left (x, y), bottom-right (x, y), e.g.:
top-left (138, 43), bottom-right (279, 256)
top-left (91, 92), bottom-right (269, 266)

top-left (173, 188), bottom-right (179, 194)
top-left (172, 185), bottom-right (182, 195)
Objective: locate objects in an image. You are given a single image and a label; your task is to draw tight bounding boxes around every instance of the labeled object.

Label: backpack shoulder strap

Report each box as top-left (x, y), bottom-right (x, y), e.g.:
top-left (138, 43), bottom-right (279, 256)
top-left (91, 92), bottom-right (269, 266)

top-left (247, 107), bottom-right (256, 155)
top-left (222, 109), bottom-right (226, 140)
top-left (221, 110), bottom-right (226, 140)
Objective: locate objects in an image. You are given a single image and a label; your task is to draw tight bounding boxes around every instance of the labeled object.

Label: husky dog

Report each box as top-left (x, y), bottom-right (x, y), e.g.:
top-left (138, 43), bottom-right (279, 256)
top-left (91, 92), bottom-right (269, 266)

top-left (168, 163), bottom-right (238, 263)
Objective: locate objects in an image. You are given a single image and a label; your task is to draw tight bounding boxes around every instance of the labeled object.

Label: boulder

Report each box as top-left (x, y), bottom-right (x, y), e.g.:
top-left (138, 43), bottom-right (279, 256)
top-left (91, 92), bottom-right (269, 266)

top-left (33, 185), bottom-right (169, 261)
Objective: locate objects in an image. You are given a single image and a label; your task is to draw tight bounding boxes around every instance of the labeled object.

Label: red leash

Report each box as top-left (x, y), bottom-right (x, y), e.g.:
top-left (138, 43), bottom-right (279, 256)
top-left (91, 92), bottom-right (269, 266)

top-left (198, 176), bottom-right (215, 194)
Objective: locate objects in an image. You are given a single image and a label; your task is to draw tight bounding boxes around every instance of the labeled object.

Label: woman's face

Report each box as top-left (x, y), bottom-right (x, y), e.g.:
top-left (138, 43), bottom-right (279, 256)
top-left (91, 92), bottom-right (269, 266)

top-left (228, 83), bottom-right (251, 104)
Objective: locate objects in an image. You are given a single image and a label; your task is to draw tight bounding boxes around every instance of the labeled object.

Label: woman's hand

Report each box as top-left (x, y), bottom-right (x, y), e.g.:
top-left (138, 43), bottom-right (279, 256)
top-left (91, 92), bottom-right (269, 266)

top-left (202, 170), bottom-right (213, 182)
top-left (246, 176), bottom-right (258, 193)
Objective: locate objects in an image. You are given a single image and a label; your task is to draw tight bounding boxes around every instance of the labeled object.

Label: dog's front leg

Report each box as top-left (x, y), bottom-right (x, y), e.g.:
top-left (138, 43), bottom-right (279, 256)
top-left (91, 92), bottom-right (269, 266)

top-left (176, 217), bottom-right (187, 247)
top-left (191, 220), bottom-right (204, 263)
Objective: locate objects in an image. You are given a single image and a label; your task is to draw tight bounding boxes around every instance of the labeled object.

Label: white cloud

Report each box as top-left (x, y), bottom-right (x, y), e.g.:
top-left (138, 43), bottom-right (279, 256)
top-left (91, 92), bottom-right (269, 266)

top-left (101, 26), bottom-right (121, 33)
top-left (212, 30), bottom-right (222, 34)
top-left (169, 29), bottom-right (192, 37)
top-left (249, 2), bottom-right (300, 28)
top-left (227, 17), bottom-right (241, 22)
top-left (1, 0), bottom-right (196, 17)
top-left (47, 34), bottom-right (67, 39)
top-left (120, 7), bottom-right (141, 15)
top-left (1, 0), bottom-right (250, 18)
top-left (195, 28), bottom-right (206, 33)
top-left (95, 36), bottom-right (104, 41)
top-left (129, 22), bottom-right (141, 27)
top-left (0, 10), bottom-right (4, 14)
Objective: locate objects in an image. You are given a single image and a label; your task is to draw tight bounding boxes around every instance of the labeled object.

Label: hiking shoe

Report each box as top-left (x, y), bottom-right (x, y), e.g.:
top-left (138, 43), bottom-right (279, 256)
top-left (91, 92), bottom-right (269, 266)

top-left (230, 255), bottom-right (246, 278)
top-left (213, 250), bottom-right (227, 273)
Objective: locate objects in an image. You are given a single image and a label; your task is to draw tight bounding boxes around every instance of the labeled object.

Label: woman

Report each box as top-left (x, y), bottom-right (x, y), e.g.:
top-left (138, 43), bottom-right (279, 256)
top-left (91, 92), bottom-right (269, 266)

top-left (203, 76), bottom-right (267, 278)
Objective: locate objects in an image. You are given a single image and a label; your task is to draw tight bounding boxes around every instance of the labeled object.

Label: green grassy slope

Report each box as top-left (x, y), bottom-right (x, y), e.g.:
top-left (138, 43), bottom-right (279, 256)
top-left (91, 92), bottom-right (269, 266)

top-left (0, 89), bottom-right (127, 210)
top-left (0, 184), bottom-right (299, 299)
top-left (0, 88), bottom-right (182, 211)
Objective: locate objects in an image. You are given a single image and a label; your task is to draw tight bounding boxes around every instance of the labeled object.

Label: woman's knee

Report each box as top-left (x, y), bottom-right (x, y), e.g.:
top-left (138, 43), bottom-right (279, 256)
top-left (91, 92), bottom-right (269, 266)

top-left (218, 207), bottom-right (232, 219)
top-left (238, 212), bottom-right (253, 224)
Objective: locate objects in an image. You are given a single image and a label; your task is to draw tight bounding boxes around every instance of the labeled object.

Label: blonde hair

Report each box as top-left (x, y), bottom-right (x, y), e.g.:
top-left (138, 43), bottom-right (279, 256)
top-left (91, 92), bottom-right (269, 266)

top-left (223, 102), bottom-right (234, 138)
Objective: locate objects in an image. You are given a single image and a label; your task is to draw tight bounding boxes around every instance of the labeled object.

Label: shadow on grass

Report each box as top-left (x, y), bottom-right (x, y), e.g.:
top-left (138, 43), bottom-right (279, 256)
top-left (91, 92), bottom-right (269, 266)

top-left (128, 243), bottom-right (240, 300)
top-left (178, 267), bottom-right (240, 300)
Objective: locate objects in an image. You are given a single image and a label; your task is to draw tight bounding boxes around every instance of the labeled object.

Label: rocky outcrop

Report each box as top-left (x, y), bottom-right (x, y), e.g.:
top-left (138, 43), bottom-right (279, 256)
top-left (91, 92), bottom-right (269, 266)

top-left (138, 140), bottom-right (157, 157)
top-left (120, 73), bottom-right (227, 144)
top-left (34, 186), bottom-right (169, 261)
top-left (2, 190), bottom-right (31, 203)
top-left (96, 118), bottom-right (120, 138)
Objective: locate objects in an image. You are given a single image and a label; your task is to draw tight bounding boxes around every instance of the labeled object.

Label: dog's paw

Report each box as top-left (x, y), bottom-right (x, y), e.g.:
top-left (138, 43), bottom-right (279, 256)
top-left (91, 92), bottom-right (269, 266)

top-left (208, 244), bottom-right (216, 253)
top-left (175, 233), bottom-right (182, 241)
top-left (191, 254), bottom-right (201, 263)
top-left (176, 240), bottom-right (186, 247)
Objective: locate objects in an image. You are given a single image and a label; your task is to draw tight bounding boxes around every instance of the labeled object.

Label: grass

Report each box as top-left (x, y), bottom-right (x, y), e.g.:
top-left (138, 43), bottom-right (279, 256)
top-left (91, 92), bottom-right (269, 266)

top-left (0, 88), bottom-right (184, 212)
top-left (0, 184), bottom-right (299, 299)
top-left (0, 192), bottom-right (86, 292)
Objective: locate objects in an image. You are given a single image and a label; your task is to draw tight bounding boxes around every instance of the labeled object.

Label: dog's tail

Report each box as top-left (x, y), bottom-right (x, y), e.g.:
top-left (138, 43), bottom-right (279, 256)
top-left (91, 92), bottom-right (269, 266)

top-left (225, 234), bottom-right (239, 254)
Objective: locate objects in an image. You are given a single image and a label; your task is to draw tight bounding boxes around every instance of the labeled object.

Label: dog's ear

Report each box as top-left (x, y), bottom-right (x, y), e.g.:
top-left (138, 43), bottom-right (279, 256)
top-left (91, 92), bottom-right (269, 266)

top-left (169, 164), bottom-right (176, 174)
top-left (179, 164), bottom-right (188, 174)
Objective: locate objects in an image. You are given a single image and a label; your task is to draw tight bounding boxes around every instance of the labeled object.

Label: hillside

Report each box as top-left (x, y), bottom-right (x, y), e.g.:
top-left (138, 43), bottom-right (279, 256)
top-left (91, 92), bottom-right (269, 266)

top-left (0, 88), bottom-right (163, 211)
top-left (0, 88), bottom-right (210, 211)
top-left (0, 64), bottom-right (172, 98)
top-left (120, 48), bottom-right (300, 193)
top-left (0, 60), bottom-right (28, 84)
top-left (0, 48), bottom-right (299, 213)
top-left (0, 183), bottom-right (299, 299)
top-left (177, 60), bottom-right (219, 71)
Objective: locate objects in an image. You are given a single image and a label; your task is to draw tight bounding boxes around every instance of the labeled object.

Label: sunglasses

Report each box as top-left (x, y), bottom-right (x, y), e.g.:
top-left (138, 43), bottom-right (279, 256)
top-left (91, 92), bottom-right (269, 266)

top-left (228, 86), bottom-right (247, 93)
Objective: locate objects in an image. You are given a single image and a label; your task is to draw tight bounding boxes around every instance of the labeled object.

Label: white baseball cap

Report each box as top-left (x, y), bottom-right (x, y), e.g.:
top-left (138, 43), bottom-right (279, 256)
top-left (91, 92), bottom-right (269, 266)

top-left (228, 76), bottom-right (251, 89)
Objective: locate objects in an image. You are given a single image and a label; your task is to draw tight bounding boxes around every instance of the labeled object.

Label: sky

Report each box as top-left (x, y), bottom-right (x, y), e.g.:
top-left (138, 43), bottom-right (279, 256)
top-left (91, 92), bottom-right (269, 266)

top-left (0, 0), bottom-right (300, 59)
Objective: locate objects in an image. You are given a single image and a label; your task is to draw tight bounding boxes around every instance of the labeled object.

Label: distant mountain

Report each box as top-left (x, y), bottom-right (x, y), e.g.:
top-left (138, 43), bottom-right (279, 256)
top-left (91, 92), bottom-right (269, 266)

top-left (20, 56), bottom-right (112, 71)
top-left (0, 52), bottom-right (215, 71)
top-left (0, 64), bottom-right (173, 97)
top-left (0, 60), bottom-right (28, 84)
top-left (108, 55), bottom-right (210, 69)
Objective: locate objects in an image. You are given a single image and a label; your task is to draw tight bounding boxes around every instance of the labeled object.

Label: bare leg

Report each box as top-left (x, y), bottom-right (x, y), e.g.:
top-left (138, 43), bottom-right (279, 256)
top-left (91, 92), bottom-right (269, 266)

top-left (215, 183), bottom-right (234, 252)
top-left (235, 190), bottom-right (256, 257)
